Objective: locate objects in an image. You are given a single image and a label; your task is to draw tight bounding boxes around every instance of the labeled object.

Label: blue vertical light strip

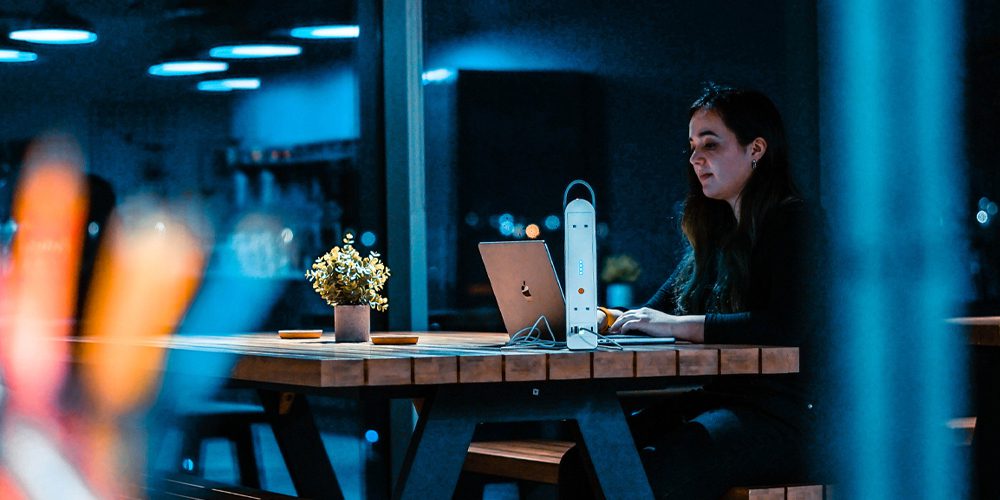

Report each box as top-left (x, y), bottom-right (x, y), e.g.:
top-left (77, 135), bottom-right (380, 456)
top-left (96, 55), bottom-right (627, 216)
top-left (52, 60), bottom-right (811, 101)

top-left (912, 0), bottom-right (966, 498)
top-left (831, 0), bottom-right (890, 497)
top-left (827, 0), bottom-right (966, 497)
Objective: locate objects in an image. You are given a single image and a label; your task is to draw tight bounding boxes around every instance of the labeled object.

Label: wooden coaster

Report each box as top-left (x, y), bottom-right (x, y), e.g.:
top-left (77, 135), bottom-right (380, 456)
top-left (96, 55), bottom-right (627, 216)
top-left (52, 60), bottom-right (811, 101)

top-left (278, 329), bottom-right (323, 339)
top-left (370, 335), bottom-right (419, 345)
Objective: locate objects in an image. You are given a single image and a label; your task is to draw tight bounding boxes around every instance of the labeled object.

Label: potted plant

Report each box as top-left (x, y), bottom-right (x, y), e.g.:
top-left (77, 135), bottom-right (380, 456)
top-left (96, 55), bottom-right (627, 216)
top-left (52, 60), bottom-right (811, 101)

top-left (305, 233), bottom-right (390, 342)
top-left (600, 254), bottom-right (641, 308)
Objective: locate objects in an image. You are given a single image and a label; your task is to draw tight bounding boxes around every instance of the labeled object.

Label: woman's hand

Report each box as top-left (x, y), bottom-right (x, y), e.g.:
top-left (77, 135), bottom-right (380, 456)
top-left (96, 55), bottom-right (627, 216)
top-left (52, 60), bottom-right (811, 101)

top-left (609, 307), bottom-right (705, 342)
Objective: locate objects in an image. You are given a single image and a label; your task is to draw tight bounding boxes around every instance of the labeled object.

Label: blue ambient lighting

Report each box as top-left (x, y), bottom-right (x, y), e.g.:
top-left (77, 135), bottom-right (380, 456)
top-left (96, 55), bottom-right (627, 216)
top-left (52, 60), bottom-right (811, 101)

top-left (289, 25), bottom-right (360, 39)
top-left (498, 213), bottom-right (515, 236)
top-left (465, 212), bottom-right (480, 227)
top-left (360, 231), bottom-right (376, 247)
top-left (544, 215), bottom-right (561, 231)
top-left (197, 78), bottom-right (261, 92)
top-left (0, 49), bottom-right (38, 62)
top-left (826, 0), bottom-right (965, 497)
top-left (422, 68), bottom-right (455, 84)
top-left (149, 61), bottom-right (228, 77)
top-left (209, 44), bottom-right (302, 59)
top-left (364, 429), bottom-right (379, 443)
top-left (9, 28), bottom-right (96, 45)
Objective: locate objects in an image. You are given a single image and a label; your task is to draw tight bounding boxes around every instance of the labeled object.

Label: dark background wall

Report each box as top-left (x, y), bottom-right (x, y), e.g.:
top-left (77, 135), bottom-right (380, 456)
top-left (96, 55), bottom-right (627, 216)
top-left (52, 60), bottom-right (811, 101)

top-left (963, 0), bottom-right (1000, 312)
top-left (422, 0), bottom-right (821, 309)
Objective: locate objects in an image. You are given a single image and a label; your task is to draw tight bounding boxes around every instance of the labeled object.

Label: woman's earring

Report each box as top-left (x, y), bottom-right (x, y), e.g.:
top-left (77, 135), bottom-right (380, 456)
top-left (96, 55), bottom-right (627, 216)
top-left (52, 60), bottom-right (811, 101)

top-left (751, 159), bottom-right (758, 170)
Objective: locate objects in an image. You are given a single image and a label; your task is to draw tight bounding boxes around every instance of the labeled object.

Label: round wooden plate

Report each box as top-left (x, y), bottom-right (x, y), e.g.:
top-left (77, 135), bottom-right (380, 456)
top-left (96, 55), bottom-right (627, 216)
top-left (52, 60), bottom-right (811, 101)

top-left (278, 329), bottom-right (323, 339)
top-left (370, 335), bottom-right (420, 345)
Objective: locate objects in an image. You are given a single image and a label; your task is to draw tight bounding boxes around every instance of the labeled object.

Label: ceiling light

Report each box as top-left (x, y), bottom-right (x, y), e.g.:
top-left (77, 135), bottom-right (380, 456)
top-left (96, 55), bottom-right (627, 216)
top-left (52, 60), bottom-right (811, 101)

top-left (0, 48), bottom-right (38, 63)
top-left (149, 61), bottom-right (228, 77)
top-left (148, 37), bottom-right (228, 77)
top-left (10, 28), bottom-right (96, 44)
top-left (197, 78), bottom-right (261, 92)
top-left (209, 44), bottom-right (301, 59)
top-left (289, 25), bottom-right (359, 39)
top-left (8, 1), bottom-right (97, 45)
top-left (422, 68), bottom-right (455, 84)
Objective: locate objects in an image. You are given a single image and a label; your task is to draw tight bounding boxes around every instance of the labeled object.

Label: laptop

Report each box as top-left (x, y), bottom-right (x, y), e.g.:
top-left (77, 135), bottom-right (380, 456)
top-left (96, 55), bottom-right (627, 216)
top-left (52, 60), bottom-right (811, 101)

top-left (478, 241), bottom-right (675, 346)
top-left (479, 241), bottom-right (567, 340)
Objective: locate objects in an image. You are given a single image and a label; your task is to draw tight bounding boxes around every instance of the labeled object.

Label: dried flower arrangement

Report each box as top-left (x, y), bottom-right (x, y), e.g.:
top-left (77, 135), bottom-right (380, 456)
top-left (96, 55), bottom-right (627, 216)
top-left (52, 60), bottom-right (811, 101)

top-left (305, 233), bottom-right (390, 312)
top-left (600, 254), bottom-right (641, 283)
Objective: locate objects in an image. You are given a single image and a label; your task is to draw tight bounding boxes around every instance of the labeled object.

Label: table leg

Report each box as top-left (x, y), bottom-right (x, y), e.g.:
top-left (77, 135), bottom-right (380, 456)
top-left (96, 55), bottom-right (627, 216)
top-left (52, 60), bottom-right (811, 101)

top-left (392, 383), bottom-right (653, 500)
top-left (392, 389), bottom-right (478, 499)
top-left (258, 390), bottom-right (343, 500)
top-left (575, 392), bottom-right (655, 499)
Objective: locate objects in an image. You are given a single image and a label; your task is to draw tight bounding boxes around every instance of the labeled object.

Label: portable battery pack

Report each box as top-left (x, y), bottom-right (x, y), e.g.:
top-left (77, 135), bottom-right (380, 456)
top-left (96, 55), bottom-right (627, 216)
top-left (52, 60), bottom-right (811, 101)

top-left (564, 186), bottom-right (599, 350)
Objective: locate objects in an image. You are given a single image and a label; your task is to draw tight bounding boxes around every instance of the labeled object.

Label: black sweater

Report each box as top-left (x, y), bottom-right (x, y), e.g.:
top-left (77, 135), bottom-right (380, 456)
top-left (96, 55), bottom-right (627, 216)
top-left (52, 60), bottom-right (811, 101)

top-left (643, 199), bottom-right (829, 428)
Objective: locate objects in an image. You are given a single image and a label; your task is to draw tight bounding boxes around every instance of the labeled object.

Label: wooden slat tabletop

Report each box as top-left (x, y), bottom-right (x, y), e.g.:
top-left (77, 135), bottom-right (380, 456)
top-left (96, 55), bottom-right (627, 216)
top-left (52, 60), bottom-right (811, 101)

top-left (948, 317), bottom-right (1000, 346)
top-left (67, 332), bottom-right (799, 388)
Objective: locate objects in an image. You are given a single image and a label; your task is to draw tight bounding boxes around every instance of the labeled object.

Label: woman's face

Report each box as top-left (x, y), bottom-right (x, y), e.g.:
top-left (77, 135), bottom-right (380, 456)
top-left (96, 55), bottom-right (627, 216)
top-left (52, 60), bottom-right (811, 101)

top-left (688, 109), bottom-right (755, 211)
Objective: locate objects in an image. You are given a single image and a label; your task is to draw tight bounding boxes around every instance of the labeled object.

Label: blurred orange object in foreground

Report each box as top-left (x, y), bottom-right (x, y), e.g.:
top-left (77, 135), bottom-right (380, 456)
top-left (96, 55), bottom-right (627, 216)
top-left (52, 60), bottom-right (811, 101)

top-left (80, 200), bottom-right (206, 417)
top-left (0, 136), bottom-right (87, 416)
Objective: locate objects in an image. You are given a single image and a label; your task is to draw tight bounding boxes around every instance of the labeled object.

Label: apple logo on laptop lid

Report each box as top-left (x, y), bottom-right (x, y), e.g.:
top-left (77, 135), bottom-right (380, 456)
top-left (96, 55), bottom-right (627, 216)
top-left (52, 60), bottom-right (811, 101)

top-left (520, 281), bottom-right (534, 301)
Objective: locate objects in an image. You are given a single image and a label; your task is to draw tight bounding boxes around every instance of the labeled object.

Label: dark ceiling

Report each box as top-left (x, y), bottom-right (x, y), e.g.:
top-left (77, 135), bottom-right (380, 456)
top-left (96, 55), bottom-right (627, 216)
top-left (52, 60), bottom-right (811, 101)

top-left (0, 1), bottom-right (358, 101)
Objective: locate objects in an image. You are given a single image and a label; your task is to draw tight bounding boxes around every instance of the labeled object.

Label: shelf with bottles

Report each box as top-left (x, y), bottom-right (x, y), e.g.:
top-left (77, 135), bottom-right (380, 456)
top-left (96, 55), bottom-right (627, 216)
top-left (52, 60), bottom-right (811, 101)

top-left (209, 139), bottom-right (362, 286)
top-left (225, 139), bottom-right (358, 169)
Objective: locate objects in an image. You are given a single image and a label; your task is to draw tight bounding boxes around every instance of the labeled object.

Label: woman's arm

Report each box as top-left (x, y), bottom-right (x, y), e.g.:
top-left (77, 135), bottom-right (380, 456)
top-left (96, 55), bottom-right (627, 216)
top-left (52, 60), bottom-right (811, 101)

top-left (604, 202), bottom-right (827, 346)
top-left (702, 202), bottom-right (828, 347)
top-left (600, 248), bottom-right (700, 339)
top-left (596, 267), bottom-right (678, 333)
top-left (609, 308), bottom-right (705, 342)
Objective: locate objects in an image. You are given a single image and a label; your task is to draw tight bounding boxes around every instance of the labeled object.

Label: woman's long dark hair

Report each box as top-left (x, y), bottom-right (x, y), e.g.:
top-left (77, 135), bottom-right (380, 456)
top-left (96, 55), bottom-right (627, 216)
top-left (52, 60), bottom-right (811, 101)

top-left (673, 83), bottom-right (801, 314)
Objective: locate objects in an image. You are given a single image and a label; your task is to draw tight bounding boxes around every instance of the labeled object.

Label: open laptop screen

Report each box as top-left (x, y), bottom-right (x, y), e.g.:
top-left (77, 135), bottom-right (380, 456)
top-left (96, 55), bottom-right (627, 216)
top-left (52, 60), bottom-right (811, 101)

top-left (478, 241), bottom-right (566, 340)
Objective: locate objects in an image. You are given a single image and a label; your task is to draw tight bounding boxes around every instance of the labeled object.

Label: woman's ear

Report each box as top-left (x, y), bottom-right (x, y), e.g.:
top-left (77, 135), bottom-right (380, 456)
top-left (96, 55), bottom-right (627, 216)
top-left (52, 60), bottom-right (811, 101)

top-left (751, 137), bottom-right (768, 160)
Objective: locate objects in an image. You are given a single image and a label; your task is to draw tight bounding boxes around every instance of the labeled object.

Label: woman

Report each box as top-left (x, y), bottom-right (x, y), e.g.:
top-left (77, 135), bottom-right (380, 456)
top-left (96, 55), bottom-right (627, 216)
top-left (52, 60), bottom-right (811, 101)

top-left (597, 83), bottom-right (828, 498)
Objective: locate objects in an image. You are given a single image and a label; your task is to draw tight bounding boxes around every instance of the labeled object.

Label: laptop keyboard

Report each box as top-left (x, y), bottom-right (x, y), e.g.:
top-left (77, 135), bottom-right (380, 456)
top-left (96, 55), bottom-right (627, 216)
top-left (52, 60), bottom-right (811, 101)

top-left (601, 334), bottom-right (676, 345)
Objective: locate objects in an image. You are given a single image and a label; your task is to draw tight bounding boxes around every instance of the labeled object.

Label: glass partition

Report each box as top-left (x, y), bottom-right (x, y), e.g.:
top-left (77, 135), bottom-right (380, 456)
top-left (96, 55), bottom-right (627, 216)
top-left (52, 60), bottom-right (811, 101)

top-left (0, 0), bottom-right (383, 332)
top-left (421, 0), bottom-right (820, 330)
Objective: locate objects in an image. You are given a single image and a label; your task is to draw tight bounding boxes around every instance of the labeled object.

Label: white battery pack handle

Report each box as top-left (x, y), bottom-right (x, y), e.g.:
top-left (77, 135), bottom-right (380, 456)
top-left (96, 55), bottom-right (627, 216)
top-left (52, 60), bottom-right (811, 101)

top-left (563, 180), bottom-right (598, 350)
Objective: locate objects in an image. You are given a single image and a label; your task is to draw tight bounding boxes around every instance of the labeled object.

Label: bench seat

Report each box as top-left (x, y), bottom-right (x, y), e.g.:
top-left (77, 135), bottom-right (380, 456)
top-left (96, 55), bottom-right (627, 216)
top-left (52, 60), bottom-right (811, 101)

top-left (464, 439), bottom-right (829, 499)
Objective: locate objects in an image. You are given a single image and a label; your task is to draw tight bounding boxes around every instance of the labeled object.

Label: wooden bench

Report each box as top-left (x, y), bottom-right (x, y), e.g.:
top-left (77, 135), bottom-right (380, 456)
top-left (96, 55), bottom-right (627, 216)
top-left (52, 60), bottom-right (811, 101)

top-left (465, 439), bottom-right (578, 484)
top-left (145, 474), bottom-right (297, 500)
top-left (463, 440), bottom-right (830, 499)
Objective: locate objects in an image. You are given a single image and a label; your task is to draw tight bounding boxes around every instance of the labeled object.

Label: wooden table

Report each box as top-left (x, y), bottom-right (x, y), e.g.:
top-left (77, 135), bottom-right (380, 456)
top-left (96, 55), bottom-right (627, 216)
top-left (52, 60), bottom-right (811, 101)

top-left (948, 316), bottom-right (1000, 346)
top-left (71, 332), bottom-right (799, 500)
